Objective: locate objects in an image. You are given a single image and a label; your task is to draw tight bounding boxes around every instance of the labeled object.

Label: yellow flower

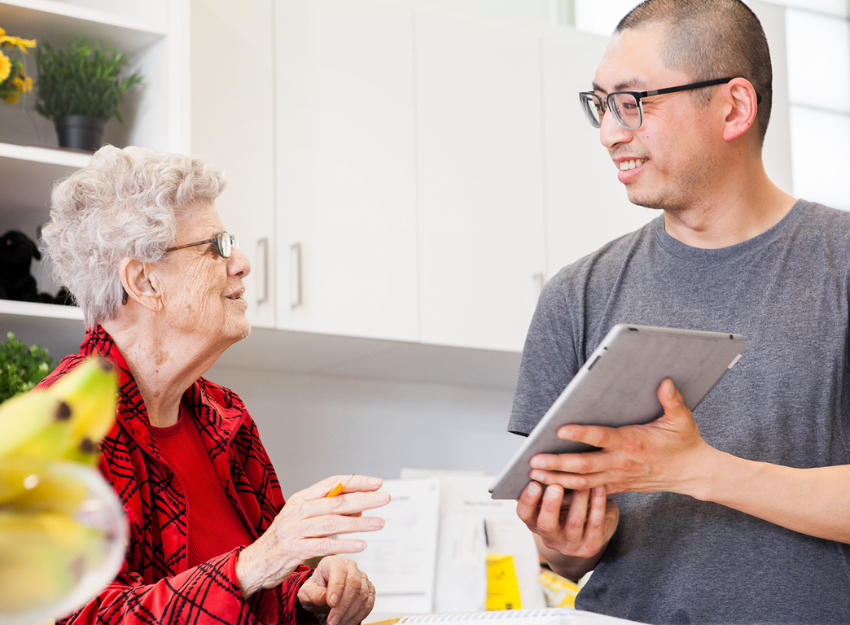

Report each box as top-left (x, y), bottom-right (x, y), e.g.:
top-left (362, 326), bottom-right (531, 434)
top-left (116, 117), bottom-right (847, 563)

top-left (0, 35), bottom-right (37, 54)
top-left (3, 92), bottom-right (19, 104)
top-left (0, 50), bottom-right (11, 83)
top-left (0, 28), bottom-right (5, 37)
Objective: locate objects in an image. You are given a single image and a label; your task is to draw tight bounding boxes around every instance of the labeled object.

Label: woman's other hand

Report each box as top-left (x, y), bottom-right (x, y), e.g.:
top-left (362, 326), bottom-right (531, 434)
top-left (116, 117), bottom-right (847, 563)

top-left (236, 475), bottom-right (389, 598)
top-left (297, 556), bottom-right (375, 625)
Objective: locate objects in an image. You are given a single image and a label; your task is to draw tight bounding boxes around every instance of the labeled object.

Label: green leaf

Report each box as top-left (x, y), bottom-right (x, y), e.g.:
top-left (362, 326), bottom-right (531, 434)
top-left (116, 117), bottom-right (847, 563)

top-left (33, 35), bottom-right (144, 122)
top-left (0, 333), bottom-right (55, 404)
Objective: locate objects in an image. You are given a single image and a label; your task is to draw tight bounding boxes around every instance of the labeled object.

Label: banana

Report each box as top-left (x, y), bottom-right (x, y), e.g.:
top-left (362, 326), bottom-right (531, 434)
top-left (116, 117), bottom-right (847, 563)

top-left (0, 356), bottom-right (117, 464)
top-left (0, 391), bottom-right (72, 461)
top-left (0, 510), bottom-right (105, 614)
top-left (3, 462), bottom-right (90, 515)
top-left (47, 357), bottom-right (118, 464)
top-left (0, 456), bottom-right (47, 507)
top-left (0, 359), bottom-right (122, 620)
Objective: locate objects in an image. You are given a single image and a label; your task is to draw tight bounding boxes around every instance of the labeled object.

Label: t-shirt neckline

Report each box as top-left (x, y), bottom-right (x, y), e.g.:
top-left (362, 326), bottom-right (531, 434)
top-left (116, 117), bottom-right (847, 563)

top-left (654, 199), bottom-right (806, 262)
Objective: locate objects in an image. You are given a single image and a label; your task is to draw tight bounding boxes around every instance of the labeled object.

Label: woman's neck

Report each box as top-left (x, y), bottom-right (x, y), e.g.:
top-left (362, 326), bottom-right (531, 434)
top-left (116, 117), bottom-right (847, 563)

top-left (100, 315), bottom-right (229, 428)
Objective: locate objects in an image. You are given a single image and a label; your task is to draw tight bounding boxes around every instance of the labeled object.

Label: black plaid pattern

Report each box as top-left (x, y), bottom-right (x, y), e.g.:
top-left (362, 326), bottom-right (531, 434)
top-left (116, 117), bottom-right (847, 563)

top-left (38, 326), bottom-right (312, 625)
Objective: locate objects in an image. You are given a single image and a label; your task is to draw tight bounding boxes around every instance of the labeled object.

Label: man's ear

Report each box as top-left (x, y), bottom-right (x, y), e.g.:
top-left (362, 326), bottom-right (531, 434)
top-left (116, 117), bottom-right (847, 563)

top-left (722, 78), bottom-right (759, 142)
top-left (119, 258), bottom-right (162, 312)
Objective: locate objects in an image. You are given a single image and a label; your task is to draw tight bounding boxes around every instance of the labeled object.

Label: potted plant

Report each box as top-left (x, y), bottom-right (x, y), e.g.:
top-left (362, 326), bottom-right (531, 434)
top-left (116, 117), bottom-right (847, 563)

top-left (34, 37), bottom-right (142, 152)
top-left (0, 332), bottom-right (54, 404)
top-left (0, 27), bottom-right (36, 105)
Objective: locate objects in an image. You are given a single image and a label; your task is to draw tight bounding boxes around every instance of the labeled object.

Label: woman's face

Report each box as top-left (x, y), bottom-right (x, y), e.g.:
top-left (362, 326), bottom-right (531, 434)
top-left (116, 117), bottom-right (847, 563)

top-left (155, 202), bottom-right (251, 347)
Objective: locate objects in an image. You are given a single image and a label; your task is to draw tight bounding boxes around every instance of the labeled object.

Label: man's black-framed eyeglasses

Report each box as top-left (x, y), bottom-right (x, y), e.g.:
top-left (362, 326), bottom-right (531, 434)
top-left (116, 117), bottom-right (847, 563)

top-left (165, 231), bottom-right (239, 258)
top-left (579, 77), bottom-right (757, 130)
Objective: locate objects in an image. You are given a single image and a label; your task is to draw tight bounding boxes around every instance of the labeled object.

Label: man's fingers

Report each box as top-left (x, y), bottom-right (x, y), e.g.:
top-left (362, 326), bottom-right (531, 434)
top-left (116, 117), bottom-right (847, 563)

top-left (536, 484), bottom-right (567, 537)
top-left (516, 481), bottom-right (544, 525)
top-left (563, 487), bottom-right (590, 551)
top-left (582, 487), bottom-right (609, 549)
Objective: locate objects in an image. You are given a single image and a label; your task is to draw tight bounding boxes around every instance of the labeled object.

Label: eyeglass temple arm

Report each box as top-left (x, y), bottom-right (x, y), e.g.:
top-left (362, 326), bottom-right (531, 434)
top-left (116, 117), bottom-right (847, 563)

top-left (165, 238), bottom-right (214, 252)
top-left (641, 77), bottom-right (738, 98)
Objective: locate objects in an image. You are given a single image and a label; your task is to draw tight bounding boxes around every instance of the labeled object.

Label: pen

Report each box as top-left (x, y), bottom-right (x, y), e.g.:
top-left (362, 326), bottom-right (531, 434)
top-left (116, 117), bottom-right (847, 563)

top-left (325, 474), bottom-right (354, 497)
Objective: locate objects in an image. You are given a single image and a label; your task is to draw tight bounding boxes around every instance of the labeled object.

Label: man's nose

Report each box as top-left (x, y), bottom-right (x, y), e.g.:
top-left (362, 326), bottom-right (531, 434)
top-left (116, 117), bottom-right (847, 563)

top-left (599, 108), bottom-right (633, 150)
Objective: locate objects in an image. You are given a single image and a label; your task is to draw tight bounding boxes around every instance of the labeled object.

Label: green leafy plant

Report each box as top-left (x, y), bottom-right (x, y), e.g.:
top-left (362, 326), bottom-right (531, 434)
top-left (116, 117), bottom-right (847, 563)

top-left (0, 332), bottom-right (55, 404)
top-left (34, 37), bottom-right (142, 123)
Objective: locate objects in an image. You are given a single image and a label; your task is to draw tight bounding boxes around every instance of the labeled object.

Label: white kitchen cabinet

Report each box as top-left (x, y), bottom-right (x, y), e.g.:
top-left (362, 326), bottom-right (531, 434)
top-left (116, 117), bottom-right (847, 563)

top-left (414, 11), bottom-right (546, 352)
top-left (541, 28), bottom-right (656, 277)
top-left (273, 0), bottom-right (419, 342)
top-left (190, 0), bottom-right (276, 328)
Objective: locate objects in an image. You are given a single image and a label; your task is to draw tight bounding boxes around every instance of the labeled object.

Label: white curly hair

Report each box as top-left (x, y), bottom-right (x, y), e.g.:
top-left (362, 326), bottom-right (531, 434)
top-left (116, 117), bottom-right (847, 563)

top-left (42, 145), bottom-right (226, 327)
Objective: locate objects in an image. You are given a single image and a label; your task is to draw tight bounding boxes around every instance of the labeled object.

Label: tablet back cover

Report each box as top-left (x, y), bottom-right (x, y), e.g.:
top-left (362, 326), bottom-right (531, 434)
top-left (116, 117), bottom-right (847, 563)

top-left (489, 324), bottom-right (746, 500)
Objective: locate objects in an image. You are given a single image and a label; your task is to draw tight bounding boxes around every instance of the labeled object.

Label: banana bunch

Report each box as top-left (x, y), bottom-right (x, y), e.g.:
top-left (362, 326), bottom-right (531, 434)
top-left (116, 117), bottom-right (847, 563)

top-left (0, 356), bottom-right (124, 621)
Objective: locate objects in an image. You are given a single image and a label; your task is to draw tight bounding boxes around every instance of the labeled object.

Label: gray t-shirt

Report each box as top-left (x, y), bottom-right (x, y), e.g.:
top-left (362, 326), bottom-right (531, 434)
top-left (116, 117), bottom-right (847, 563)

top-left (509, 200), bottom-right (850, 624)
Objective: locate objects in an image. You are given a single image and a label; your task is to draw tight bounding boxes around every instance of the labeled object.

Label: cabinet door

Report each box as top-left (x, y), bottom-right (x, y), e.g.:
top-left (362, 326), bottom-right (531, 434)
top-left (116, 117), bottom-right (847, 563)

top-left (415, 12), bottom-right (546, 352)
top-left (542, 30), bottom-right (657, 276)
top-left (191, 0), bottom-right (276, 328)
top-left (274, 0), bottom-right (418, 341)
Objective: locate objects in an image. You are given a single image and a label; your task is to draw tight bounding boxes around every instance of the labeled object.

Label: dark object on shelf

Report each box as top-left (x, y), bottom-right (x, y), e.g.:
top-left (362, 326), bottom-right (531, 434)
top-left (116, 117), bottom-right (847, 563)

top-left (54, 286), bottom-right (76, 306)
top-left (54, 115), bottom-right (105, 152)
top-left (0, 230), bottom-right (57, 304)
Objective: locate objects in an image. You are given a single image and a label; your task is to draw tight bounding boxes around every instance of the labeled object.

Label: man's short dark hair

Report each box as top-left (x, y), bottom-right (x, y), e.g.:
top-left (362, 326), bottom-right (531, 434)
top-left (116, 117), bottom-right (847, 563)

top-left (616, 0), bottom-right (772, 145)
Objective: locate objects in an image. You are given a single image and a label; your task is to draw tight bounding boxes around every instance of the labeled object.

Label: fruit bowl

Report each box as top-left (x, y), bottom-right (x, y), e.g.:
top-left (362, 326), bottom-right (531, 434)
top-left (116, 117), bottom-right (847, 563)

top-left (0, 461), bottom-right (127, 625)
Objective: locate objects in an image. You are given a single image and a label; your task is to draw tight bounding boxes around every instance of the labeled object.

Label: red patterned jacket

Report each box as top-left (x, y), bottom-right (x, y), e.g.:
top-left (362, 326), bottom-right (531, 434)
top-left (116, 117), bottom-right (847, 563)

top-left (37, 325), bottom-right (312, 625)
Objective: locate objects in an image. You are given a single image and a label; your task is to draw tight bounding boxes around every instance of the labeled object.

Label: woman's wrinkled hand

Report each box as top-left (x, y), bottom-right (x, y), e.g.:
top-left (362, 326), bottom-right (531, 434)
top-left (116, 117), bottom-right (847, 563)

top-left (236, 475), bottom-right (390, 598)
top-left (297, 556), bottom-right (375, 625)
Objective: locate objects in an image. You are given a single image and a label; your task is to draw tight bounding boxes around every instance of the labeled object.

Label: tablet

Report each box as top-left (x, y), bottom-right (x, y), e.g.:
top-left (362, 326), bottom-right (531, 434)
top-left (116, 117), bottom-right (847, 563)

top-left (489, 324), bottom-right (746, 500)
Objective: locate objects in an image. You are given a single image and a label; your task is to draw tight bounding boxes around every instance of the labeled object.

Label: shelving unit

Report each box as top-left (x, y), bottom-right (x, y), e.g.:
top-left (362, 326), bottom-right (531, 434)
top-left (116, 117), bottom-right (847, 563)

top-left (0, 0), bottom-right (166, 57)
top-left (0, 0), bottom-right (184, 353)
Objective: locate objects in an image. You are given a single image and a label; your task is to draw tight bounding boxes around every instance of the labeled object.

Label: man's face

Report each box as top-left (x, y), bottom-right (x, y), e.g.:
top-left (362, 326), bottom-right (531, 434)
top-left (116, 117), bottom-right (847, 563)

top-left (592, 26), bottom-right (724, 212)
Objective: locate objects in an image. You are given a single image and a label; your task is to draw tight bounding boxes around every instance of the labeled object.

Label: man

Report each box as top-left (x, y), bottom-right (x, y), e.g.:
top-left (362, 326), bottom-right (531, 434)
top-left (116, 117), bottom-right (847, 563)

top-left (509, 1), bottom-right (850, 623)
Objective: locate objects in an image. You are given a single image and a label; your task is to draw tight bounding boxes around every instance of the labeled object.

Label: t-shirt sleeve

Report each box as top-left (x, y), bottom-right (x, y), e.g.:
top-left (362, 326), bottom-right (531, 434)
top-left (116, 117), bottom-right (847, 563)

top-left (508, 271), bottom-right (581, 436)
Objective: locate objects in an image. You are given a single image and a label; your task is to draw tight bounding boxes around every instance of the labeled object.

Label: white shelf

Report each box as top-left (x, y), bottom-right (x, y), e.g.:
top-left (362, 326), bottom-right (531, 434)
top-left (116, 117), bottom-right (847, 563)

top-left (0, 299), bottom-right (83, 320)
top-left (0, 142), bottom-right (89, 220)
top-left (0, 0), bottom-right (166, 56)
top-left (0, 300), bottom-right (86, 364)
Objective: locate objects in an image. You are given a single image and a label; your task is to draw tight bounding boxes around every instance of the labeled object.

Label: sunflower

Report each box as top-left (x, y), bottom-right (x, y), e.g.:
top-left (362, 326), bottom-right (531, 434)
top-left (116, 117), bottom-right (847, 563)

top-left (0, 35), bottom-right (37, 54)
top-left (0, 50), bottom-right (11, 83)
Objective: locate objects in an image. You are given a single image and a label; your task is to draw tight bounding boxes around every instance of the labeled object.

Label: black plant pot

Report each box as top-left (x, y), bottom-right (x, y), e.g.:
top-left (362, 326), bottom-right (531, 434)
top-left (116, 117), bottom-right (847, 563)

top-left (54, 115), bottom-right (105, 152)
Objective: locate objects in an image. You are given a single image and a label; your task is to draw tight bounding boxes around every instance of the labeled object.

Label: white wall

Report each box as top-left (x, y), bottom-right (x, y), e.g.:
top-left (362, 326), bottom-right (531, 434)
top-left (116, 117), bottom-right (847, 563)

top-left (206, 365), bottom-right (521, 497)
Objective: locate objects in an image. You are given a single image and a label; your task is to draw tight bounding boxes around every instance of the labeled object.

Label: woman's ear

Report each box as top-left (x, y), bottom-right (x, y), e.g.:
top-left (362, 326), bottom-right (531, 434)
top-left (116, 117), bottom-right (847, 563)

top-left (722, 77), bottom-right (759, 143)
top-left (119, 258), bottom-right (162, 312)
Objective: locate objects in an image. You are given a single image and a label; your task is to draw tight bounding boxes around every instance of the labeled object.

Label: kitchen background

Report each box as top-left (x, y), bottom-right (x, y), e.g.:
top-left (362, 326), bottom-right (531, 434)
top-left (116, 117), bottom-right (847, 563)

top-left (0, 0), bottom-right (847, 495)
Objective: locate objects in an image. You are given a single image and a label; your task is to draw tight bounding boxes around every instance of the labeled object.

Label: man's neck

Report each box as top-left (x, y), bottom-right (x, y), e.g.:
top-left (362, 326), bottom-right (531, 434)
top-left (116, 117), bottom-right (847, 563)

top-left (661, 162), bottom-right (797, 249)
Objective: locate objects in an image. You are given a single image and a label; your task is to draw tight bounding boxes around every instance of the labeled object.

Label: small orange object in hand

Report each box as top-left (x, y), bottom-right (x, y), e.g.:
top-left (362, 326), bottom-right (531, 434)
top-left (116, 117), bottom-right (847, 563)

top-left (325, 474), bottom-right (354, 497)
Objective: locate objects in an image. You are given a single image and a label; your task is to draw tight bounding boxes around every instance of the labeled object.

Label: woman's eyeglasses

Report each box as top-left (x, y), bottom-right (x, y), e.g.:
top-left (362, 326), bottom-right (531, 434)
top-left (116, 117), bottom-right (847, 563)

top-left (165, 231), bottom-right (239, 258)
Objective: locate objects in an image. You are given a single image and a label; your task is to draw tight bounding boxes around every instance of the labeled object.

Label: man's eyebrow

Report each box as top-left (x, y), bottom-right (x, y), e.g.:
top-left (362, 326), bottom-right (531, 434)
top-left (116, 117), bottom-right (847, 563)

top-left (592, 78), bottom-right (649, 93)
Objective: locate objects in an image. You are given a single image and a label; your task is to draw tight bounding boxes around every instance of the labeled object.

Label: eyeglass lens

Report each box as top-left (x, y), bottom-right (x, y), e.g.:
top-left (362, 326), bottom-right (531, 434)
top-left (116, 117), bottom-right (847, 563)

top-left (216, 232), bottom-right (238, 258)
top-left (581, 93), bottom-right (642, 130)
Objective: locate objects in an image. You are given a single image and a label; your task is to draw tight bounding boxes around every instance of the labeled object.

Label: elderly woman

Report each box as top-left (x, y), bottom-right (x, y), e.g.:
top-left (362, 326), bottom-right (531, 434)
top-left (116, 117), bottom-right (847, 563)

top-left (38, 145), bottom-right (389, 625)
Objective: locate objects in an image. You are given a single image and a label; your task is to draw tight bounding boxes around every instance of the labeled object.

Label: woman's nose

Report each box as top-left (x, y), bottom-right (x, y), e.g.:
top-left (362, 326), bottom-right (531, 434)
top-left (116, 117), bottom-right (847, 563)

top-left (228, 246), bottom-right (251, 278)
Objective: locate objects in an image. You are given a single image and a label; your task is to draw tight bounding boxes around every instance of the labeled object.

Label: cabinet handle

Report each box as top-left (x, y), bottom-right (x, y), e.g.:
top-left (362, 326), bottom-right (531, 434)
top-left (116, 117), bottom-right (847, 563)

top-left (290, 242), bottom-right (302, 308)
top-left (256, 238), bottom-right (269, 305)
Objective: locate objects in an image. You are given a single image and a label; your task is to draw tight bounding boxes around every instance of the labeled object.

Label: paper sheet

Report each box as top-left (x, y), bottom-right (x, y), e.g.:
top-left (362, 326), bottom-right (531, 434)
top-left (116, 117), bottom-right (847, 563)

top-left (347, 478), bottom-right (442, 615)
